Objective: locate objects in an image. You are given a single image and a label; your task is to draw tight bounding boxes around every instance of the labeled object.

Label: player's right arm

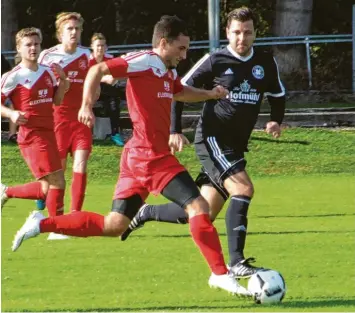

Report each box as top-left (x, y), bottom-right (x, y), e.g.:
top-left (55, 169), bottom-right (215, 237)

top-left (78, 61), bottom-right (111, 128)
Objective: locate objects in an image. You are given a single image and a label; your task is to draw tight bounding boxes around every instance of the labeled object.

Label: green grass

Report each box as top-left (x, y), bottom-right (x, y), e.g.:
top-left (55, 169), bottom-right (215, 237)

top-left (1, 128), bottom-right (355, 312)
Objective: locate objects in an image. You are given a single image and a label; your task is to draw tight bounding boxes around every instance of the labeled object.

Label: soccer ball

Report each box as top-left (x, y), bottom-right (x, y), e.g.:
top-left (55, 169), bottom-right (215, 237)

top-left (248, 269), bottom-right (286, 304)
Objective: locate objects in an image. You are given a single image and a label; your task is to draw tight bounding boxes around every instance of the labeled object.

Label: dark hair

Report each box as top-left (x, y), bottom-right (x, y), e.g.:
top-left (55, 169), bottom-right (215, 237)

top-left (152, 15), bottom-right (189, 48)
top-left (226, 7), bottom-right (257, 28)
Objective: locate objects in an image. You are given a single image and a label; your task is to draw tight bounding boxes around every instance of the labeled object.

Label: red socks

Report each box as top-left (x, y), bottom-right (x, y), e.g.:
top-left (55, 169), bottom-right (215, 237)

top-left (46, 188), bottom-right (65, 217)
top-left (40, 211), bottom-right (104, 237)
top-left (189, 214), bottom-right (228, 275)
top-left (70, 172), bottom-right (87, 212)
top-left (6, 182), bottom-right (45, 200)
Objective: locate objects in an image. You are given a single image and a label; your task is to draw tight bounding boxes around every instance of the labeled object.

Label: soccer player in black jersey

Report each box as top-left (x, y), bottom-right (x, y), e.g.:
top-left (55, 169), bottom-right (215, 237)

top-left (121, 7), bottom-right (286, 279)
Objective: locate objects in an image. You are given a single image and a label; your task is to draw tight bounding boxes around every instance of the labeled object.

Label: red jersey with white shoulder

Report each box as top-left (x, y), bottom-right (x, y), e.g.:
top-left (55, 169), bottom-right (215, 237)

top-left (39, 44), bottom-right (90, 121)
top-left (105, 51), bottom-right (184, 152)
top-left (89, 53), bottom-right (114, 67)
top-left (1, 63), bottom-right (57, 132)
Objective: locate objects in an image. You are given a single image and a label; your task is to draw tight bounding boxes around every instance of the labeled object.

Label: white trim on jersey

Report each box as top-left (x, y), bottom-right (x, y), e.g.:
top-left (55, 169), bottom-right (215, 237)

top-left (207, 136), bottom-right (231, 170)
top-left (206, 136), bottom-right (245, 179)
top-left (181, 53), bottom-right (210, 86)
top-left (264, 57), bottom-right (286, 98)
top-left (227, 45), bottom-right (254, 62)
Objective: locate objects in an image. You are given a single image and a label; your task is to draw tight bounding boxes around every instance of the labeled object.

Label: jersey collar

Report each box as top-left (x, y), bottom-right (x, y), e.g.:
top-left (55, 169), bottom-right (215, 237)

top-left (227, 45), bottom-right (254, 62)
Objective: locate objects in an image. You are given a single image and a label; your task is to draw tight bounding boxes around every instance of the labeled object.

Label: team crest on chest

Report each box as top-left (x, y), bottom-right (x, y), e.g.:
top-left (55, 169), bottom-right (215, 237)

top-left (164, 81), bottom-right (170, 91)
top-left (78, 59), bottom-right (87, 70)
top-left (45, 76), bottom-right (53, 87)
top-left (252, 65), bottom-right (264, 80)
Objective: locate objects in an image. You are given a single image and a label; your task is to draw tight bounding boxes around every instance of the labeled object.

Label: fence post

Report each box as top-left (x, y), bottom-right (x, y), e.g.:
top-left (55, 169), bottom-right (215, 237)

top-left (352, 5), bottom-right (355, 93)
top-left (208, 0), bottom-right (219, 52)
top-left (305, 37), bottom-right (313, 89)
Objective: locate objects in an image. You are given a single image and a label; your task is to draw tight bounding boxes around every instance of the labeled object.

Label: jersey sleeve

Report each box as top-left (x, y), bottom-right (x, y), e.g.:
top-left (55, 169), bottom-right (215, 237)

top-left (181, 53), bottom-right (213, 88)
top-left (173, 76), bottom-right (184, 94)
top-left (1, 72), bottom-right (16, 103)
top-left (105, 52), bottom-right (150, 79)
top-left (264, 57), bottom-right (285, 97)
top-left (38, 49), bottom-right (52, 66)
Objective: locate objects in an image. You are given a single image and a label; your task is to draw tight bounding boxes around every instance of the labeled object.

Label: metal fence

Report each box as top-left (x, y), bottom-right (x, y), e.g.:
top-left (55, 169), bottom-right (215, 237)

top-left (2, 34), bottom-right (353, 92)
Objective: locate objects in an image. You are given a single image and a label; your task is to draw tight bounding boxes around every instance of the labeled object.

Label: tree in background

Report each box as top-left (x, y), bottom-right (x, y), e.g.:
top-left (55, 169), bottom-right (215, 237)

top-left (1, 0), bottom-right (18, 52)
top-left (273, 0), bottom-right (313, 89)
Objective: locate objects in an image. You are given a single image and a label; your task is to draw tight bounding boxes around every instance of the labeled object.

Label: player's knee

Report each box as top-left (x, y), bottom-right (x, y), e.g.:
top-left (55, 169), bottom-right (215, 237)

top-left (103, 213), bottom-right (129, 237)
top-left (72, 159), bottom-right (88, 173)
top-left (46, 171), bottom-right (66, 190)
top-left (230, 182), bottom-right (254, 198)
top-left (185, 195), bottom-right (210, 217)
top-left (39, 180), bottom-right (49, 196)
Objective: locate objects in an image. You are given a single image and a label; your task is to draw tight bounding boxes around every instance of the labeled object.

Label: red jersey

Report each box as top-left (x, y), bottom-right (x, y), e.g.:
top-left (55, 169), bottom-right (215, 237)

top-left (105, 51), bottom-right (184, 152)
top-left (38, 44), bottom-right (90, 121)
top-left (1, 64), bottom-right (57, 134)
top-left (88, 53), bottom-right (114, 67)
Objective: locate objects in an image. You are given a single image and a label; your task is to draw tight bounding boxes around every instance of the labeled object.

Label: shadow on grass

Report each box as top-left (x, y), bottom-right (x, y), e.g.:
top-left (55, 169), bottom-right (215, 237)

top-left (256, 213), bottom-right (355, 219)
top-left (129, 229), bottom-right (355, 239)
top-left (251, 136), bottom-right (310, 145)
top-left (20, 298), bottom-right (354, 312)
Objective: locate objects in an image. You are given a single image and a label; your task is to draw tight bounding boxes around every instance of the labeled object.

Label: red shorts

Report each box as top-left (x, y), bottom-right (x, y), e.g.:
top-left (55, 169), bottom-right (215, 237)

top-left (113, 148), bottom-right (186, 201)
top-left (19, 131), bottom-right (62, 180)
top-left (55, 120), bottom-right (92, 159)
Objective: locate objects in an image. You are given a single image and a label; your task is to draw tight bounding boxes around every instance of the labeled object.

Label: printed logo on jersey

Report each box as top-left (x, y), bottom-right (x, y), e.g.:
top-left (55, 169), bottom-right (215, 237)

top-left (252, 65), bottom-right (264, 79)
top-left (224, 68), bottom-right (234, 75)
top-left (158, 82), bottom-right (173, 99)
top-left (29, 89), bottom-right (53, 105)
top-left (227, 80), bottom-right (261, 104)
top-left (67, 71), bottom-right (84, 83)
top-left (68, 71), bottom-right (78, 78)
top-left (38, 89), bottom-right (48, 98)
top-left (164, 81), bottom-right (170, 91)
top-left (78, 59), bottom-right (87, 70)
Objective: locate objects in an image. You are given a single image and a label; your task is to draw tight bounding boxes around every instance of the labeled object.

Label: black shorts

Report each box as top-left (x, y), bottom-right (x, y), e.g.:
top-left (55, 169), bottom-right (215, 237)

top-left (194, 136), bottom-right (247, 200)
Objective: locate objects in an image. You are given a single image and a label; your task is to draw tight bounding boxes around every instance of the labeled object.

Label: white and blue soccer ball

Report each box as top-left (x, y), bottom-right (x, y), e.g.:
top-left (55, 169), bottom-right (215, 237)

top-left (248, 269), bottom-right (286, 304)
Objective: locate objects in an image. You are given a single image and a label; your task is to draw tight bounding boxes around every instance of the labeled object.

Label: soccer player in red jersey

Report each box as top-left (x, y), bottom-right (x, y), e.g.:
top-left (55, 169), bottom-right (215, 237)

top-left (12, 16), bottom-right (251, 296)
top-left (38, 13), bottom-right (94, 221)
top-left (1, 28), bottom-right (68, 218)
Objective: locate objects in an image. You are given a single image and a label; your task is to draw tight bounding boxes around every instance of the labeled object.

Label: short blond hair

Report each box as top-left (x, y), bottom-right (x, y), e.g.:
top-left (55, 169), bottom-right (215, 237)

top-left (91, 33), bottom-right (106, 44)
top-left (55, 12), bottom-right (84, 42)
top-left (15, 27), bottom-right (42, 47)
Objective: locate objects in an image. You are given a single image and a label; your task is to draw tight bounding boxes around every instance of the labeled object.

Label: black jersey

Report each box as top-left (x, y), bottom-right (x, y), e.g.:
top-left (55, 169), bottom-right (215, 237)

top-left (182, 46), bottom-right (285, 151)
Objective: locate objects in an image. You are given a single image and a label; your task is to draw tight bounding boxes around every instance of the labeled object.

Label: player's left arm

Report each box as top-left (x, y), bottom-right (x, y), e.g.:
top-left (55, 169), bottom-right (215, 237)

top-left (265, 56), bottom-right (286, 138)
top-left (50, 64), bottom-right (70, 105)
top-left (173, 85), bottom-right (228, 102)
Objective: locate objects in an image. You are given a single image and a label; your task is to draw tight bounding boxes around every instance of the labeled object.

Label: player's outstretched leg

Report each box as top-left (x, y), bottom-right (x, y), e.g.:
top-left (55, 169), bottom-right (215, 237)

top-left (121, 202), bottom-right (188, 241)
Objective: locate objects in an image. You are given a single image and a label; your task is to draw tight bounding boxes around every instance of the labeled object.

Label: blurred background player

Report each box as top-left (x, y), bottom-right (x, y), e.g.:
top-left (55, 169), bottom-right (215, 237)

top-left (89, 32), bottom-right (124, 146)
top-left (1, 53), bottom-right (18, 143)
top-left (36, 13), bottom-right (94, 236)
top-left (1, 28), bottom-right (68, 221)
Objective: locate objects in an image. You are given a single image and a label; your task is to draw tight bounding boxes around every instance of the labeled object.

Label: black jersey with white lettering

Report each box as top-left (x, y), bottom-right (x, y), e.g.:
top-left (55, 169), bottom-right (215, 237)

top-left (181, 46), bottom-right (285, 151)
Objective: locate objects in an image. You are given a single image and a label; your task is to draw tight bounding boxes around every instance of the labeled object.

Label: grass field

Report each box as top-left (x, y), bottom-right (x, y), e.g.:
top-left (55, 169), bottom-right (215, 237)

top-left (1, 128), bottom-right (355, 312)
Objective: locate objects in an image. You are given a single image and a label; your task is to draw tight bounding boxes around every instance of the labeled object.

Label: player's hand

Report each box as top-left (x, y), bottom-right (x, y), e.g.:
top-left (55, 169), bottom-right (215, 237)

top-left (10, 111), bottom-right (28, 125)
top-left (266, 121), bottom-right (281, 138)
top-left (169, 133), bottom-right (190, 154)
top-left (209, 85), bottom-right (229, 99)
top-left (78, 107), bottom-right (95, 128)
top-left (50, 63), bottom-right (66, 80)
